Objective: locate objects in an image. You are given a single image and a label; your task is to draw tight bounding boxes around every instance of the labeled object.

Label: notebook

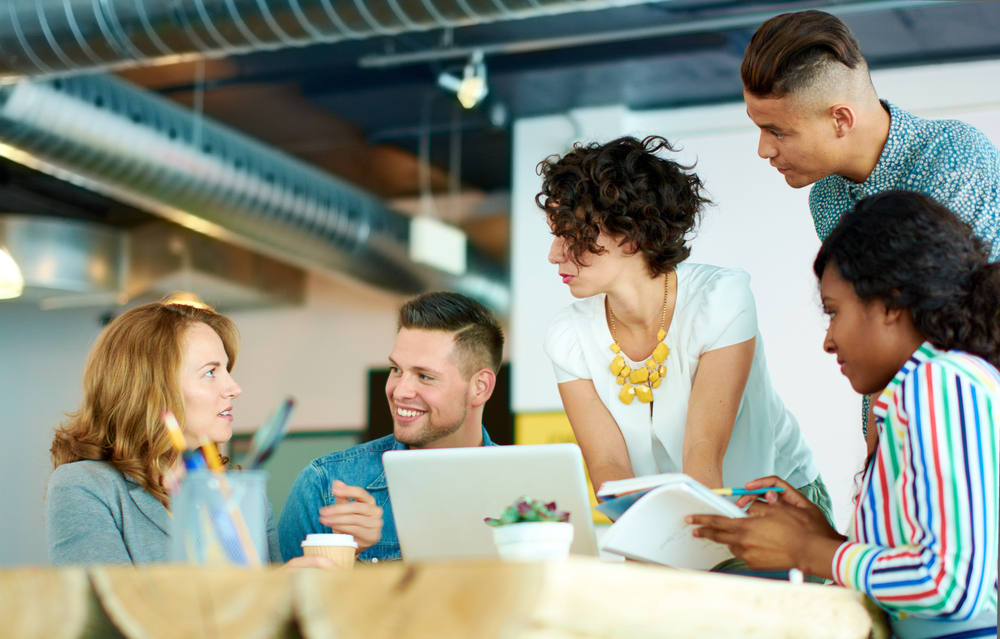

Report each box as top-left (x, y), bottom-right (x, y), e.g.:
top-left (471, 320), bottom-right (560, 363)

top-left (596, 473), bottom-right (747, 569)
top-left (382, 443), bottom-right (598, 561)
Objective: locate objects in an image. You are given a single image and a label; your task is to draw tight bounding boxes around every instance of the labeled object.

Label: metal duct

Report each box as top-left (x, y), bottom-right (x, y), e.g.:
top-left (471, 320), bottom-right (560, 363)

top-left (0, 215), bottom-right (307, 310)
top-left (0, 215), bottom-right (126, 301)
top-left (0, 0), bottom-right (658, 81)
top-left (0, 74), bottom-right (508, 311)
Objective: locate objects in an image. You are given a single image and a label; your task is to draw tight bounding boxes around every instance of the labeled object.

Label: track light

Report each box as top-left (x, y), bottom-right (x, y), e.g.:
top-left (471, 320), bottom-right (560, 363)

top-left (438, 51), bottom-right (489, 109)
top-left (0, 246), bottom-right (24, 300)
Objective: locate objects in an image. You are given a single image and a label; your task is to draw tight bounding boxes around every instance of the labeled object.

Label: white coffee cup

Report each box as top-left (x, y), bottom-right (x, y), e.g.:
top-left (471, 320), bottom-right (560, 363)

top-left (301, 533), bottom-right (358, 570)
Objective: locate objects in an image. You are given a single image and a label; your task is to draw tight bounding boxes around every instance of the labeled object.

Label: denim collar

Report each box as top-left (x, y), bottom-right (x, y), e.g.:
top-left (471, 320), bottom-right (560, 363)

top-left (367, 425), bottom-right (495, 492)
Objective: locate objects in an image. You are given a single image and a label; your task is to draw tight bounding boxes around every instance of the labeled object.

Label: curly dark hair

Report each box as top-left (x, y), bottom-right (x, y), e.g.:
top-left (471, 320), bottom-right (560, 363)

top-left (535, 135), bottom-right (710, 277)
top-left (814, 190), bottom-right (1000, 370)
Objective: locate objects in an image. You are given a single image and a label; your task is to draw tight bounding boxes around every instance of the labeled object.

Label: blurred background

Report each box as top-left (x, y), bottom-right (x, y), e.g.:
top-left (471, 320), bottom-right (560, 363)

top-left (1, 0), bottom-right (999, 565)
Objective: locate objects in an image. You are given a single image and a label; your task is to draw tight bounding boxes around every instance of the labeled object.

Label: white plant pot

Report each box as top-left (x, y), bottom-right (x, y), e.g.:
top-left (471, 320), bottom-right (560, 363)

top-left (492, 522), bottom-right (574, 562)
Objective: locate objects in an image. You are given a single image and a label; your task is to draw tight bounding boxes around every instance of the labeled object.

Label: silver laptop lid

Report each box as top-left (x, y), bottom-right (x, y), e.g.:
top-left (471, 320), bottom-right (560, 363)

top-left (383, 443), bottom-right (598, 562)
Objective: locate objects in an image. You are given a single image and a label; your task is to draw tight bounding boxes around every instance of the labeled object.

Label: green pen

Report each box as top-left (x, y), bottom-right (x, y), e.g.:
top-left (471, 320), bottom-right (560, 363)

top-left (712, 487), bottom-right (786, 496)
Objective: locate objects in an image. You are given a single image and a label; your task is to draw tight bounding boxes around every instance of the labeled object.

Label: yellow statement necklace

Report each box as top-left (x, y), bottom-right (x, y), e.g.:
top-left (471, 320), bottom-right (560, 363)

top-left (608, 275), bottom-right (669, 405)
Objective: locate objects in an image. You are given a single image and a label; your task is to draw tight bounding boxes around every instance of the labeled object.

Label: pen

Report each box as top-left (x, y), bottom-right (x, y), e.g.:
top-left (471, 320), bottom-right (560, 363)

top-left (198, 436), bottom-right (225, 473)
top-left (712, 487), bottom-right (786, 496)
top-left (161, 409), bottom-right (186, 452)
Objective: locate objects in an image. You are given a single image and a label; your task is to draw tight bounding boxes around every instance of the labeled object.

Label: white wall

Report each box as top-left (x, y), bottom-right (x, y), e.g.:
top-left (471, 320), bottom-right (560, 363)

top-left (0, 306), bottom-right (102, 566)
top-left (510, 59), bottom-right (1000, 529)
top-left (227, 273), bottom-right (405, 433)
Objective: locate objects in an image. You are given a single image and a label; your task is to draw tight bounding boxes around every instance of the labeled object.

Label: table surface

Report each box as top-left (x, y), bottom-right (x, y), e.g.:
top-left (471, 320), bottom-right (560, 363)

top-left (1, 557), bottom-right (887, 639)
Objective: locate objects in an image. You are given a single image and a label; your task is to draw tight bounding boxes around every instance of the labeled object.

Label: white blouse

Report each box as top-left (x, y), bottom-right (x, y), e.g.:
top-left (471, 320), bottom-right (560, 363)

top-left (544, 262), bottom-right (818, 488)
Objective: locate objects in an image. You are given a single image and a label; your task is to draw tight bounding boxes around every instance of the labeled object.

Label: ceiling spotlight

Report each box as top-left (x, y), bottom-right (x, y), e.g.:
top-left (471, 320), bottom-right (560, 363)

top-left (0, 246), bottom-right (24, 300)
top-left (438, 51), bottom-right (489, 109)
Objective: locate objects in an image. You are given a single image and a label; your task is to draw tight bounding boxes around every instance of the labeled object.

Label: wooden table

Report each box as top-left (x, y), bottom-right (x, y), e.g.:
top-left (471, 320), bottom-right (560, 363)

top-left (0, 558), bottom-right (887, 639)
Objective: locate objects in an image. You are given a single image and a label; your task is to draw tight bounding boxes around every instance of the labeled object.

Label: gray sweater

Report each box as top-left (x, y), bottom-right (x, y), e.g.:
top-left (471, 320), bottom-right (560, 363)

top-left (46, 460), bottom-right (280, 565)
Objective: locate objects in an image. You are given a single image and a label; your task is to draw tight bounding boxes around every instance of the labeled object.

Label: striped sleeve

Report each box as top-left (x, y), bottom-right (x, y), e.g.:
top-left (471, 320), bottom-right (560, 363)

top-left (832, 360), bottom-right (999, 619)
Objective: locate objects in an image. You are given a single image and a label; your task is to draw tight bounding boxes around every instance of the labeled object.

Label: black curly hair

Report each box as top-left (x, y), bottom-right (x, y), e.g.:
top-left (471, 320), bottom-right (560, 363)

top-left (535, 135), bottom-right (710, 277)
top-left (814, 190), bottom-right (1000, 370)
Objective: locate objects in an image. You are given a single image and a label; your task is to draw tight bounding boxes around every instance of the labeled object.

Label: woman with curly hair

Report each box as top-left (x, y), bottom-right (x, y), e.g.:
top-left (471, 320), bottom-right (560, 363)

top-left (692, 191), bottom-right (998, 638)
top-left (46, 302), bottom-right (329, 568)
top-left (540, 135), bottom-right (828, 520)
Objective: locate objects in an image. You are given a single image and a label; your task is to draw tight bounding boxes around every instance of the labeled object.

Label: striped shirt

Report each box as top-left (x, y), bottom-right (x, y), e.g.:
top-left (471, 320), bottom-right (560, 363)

top-left (833, 342), bottom-right (999, 620)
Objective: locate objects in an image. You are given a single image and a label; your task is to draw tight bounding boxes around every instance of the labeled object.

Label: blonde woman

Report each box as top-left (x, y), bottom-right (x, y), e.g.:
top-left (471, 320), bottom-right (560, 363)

top-left (46, 302), bottom-right (326, 567)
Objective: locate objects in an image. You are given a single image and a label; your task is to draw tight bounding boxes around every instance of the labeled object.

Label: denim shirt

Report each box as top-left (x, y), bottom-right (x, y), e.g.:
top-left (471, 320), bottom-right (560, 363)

top-left (278, 426), bottom-right (496, 564)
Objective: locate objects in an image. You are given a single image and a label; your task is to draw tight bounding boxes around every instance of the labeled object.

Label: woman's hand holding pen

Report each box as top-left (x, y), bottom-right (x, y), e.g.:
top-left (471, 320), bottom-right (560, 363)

top-left (687, 476), bottom-right (847, 579)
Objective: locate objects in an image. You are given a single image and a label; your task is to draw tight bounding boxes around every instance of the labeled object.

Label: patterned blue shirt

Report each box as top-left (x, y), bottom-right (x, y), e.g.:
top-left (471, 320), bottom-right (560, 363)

top-left (809, 101), bottom-right (1000, 260)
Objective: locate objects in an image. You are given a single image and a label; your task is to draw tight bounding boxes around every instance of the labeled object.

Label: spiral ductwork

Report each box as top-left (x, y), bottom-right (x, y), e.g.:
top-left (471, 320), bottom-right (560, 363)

top-left (0, 74), bottom-right (508, 310)
top-left (0, 0), bottom-right (655, 80)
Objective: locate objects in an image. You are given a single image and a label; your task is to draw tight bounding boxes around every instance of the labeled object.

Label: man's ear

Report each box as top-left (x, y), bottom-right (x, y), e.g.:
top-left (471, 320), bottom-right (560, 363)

top-left (468, 368), bottom-right (497, 407)
top-left (830, 104), bottom-right (856, 138)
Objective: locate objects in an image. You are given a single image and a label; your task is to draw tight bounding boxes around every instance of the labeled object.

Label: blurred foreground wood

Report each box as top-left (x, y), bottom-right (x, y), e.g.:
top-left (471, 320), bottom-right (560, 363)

top-left (298, 558), bottom-right (877, 639)
top-left (90, 566), bottom-right (295, 639)
top-left (0, 558), bottom-right (885, 639)
top-left (0, 567), bottom-right (90, 639)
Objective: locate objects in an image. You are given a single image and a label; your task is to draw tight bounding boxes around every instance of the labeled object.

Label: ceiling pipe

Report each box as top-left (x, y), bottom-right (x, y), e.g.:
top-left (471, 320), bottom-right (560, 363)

top-left (0, 74), bottom-right (509, 311)
top-left (358, 0), bottom-right (947, 68)
top-left (0, 0), bottom-right (661, 82)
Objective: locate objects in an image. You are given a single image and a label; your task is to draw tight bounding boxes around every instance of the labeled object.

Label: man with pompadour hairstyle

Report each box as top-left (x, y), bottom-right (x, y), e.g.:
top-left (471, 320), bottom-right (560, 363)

top-left (741, 9), bottom-right (1000, 451)
top-left (278, 291), bottom-right (502, 564)
top-left (741, 10), bottom-right (1000, 260)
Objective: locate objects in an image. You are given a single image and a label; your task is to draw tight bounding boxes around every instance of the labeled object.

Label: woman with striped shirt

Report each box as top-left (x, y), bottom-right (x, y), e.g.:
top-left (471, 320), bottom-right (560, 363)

top-left (691, 191), bottom-right (999, 639)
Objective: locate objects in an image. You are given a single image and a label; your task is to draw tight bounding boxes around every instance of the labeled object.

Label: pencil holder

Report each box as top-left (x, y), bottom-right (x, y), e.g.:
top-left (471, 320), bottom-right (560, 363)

top-left (170, 470), bottom-right (269, 567)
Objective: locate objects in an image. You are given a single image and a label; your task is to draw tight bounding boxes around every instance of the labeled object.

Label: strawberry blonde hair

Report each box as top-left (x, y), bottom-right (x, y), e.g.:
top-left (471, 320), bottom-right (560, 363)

top-left (51, 302), bottom-right (239, 506)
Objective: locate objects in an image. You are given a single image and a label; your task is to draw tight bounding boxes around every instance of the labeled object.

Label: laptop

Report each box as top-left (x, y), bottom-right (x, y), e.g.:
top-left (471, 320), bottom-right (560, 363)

top-left (383, 443), bottom-right (598, 561)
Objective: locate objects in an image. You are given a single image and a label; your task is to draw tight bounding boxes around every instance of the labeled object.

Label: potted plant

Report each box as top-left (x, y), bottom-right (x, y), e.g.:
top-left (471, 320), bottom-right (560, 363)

top-left (484, 496), bottom-right (574, 562)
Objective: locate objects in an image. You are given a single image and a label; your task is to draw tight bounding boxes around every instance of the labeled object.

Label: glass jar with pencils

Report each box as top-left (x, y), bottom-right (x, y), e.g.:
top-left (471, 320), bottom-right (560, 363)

top-left (170, 470), bottom-right (269, 567)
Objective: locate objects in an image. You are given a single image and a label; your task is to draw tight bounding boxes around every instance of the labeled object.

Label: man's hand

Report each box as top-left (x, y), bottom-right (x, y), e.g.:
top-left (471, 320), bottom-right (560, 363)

top-left (318, 481), bottom-right (383, 555)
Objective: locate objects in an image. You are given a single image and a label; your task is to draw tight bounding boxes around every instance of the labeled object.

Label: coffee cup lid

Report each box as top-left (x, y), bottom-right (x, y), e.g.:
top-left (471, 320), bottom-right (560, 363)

top-left (301, 533), bottom-right (358, 548)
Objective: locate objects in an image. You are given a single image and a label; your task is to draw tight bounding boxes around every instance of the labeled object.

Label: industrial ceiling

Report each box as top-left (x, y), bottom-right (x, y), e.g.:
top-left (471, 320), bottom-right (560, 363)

top-left (0, 0), bottom-right (998, 308)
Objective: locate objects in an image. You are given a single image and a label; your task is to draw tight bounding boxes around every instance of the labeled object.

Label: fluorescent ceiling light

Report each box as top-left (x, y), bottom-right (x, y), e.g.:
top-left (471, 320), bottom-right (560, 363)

top-left (410, 215), bottom-right (467, 276)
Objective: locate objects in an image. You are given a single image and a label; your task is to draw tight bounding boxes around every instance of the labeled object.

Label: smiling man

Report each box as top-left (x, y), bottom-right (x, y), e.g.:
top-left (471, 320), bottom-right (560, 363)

top-left (741, 10), bottom-right (1000, 259)
top-left (278, 291), bottom-right (503, 563)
